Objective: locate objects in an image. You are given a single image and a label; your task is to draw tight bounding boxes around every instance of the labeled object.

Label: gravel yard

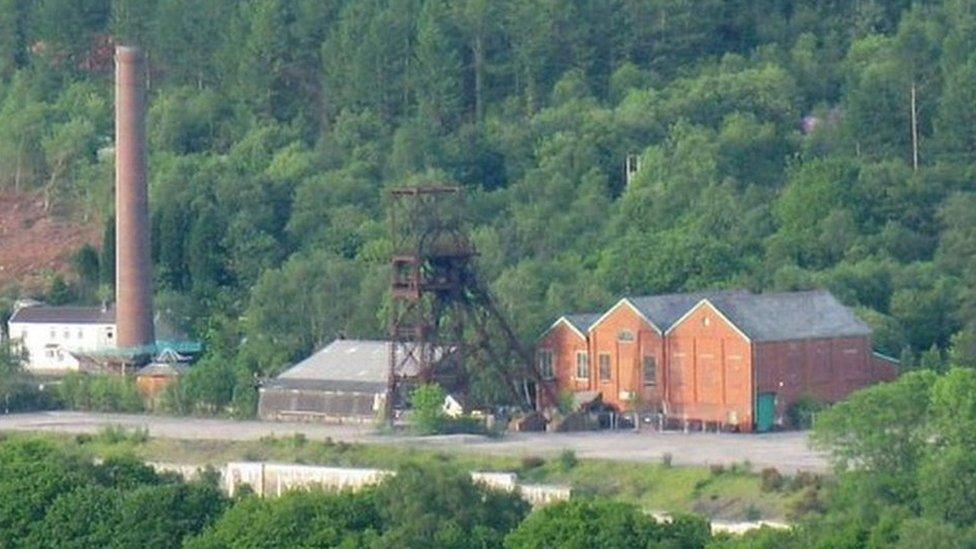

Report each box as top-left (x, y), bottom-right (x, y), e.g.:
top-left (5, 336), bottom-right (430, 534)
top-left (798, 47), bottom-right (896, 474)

top-left (0, 411), bottom-right (827, 472)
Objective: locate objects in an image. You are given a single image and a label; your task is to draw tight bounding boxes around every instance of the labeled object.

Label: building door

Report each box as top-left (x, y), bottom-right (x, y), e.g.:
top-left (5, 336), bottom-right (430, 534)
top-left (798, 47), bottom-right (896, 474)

top-left (756, 393), bottom-right (776, 432)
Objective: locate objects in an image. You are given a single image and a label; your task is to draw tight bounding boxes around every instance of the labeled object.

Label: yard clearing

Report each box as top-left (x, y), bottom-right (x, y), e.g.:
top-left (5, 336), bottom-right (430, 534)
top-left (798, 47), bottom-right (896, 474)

top-left (0, 417), bottom-right (831, 522)
top-left (0, 411), bottom-right (826, 472)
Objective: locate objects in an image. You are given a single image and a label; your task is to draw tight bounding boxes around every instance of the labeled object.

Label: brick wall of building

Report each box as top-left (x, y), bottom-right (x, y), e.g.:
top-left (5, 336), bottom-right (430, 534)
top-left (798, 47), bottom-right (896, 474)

top-left (754, 336), bottom-right (895, 427)
top-left (665, 303), bottom-right (754, 431)
top-left (537, 322), bottom-right (590, 408)
top-left (588, 303), bottom-right (664, 411)
top-left (537, 295), bottom-right (897, 431)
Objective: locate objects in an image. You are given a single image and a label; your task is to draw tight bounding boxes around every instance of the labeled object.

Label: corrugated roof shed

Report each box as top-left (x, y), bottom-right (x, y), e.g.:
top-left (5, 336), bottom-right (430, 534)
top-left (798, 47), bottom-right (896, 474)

top-left (268, 340), bottom-right (432, 393)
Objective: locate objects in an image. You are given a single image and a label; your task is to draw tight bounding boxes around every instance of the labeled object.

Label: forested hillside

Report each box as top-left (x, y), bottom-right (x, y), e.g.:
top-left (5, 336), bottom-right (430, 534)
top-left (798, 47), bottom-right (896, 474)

top-left (2, 0), bottom-right (976, 411)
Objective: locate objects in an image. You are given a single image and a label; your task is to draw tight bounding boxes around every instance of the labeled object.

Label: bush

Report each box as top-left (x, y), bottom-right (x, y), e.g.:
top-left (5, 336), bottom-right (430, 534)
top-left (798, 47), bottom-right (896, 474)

top-left (729, 460), bottom-right (753, 474)
top-left (520, 456), bottom-right (545, 470)
top-left (96, 425), bottom-right (149, 445)
top-left (558, 450), bottom-right (578, 471)
top-left (787, 487), bottom-right (826, 520)
top-left (787, 471), bottom-right (821, 491)
top-left (186, 489), bottom-right (381, 548)
top-left (661, 452), bottom-right (674, 468)
top-left (58, 373), bottom-right (144, 413)
top-left (787, 395), bottom-right (827, 429)
top-left (409, 383), bottom-right (447, 435)
top-left (710, 463), bottom-right (726, 476)
top-left (505, 499), bottom-right (710, 549)
top-left (760, 467), bottom-right (784, 492)
top-left (440, 415), bottom-right (490, 435)
top-left (373, 462), bottom-right (530, 548)
top-left (557, 390), bottom-right (575, 414)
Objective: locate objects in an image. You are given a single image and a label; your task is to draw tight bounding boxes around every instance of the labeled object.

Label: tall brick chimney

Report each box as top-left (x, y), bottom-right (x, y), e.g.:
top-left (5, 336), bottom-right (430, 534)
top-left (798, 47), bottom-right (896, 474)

top-left (115, 46), bottom-right (154, 349)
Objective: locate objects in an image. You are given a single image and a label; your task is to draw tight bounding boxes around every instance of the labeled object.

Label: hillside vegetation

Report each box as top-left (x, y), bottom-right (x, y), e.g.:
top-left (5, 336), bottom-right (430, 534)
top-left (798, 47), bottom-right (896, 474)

top-left (1, 1), bottom-right (976, 409)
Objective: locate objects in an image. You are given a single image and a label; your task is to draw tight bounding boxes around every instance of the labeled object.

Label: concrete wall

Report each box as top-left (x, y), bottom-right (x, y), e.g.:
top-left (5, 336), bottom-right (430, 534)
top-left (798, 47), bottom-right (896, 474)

top-left (8, 321), bottom-right (115, 372)
top-left (666, 303), bottom-right (753, 431)
top-left (221, 462), bottom-right (570, 506)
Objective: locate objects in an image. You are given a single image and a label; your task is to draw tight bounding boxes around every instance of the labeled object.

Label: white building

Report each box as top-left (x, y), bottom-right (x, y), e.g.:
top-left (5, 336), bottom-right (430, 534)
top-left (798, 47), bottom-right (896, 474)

top-left (7, 304), bottom-right (116, 374)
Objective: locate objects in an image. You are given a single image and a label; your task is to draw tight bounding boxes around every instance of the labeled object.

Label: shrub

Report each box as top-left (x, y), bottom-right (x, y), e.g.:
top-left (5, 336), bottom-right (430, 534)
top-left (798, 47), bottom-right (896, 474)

top-left (520, 456), bottom-right (545, 470)
top-left (557, 449), bottom-right (578, 471)
top-left (96, 425), bottom-right (149, 445)
top-left (505, 499), bottom-right (710, 549)
top-left (788, 471), bottom-right (821, 491)
top-left (760, 467), bottom-right (784, 492)
top-left (556, 390), bottom-right (575, 414)
top-left (787, 487), bottom-right (826, 520)
top-left (186, 489), bottom-right (380, 548)
top-left (440, 415), bottom-right (489, 435)
top-left (730, 460), bottom-right (753, 474)
top-left (661, 452), bottom-right (674, 468)
top-left (409, 383), bottom-right (447, 435)
top-left (373, 462), bottom-right (530, 548)
top-left (58, 373), bottom-right (144, 413)
top-left (710, 463), bottom-right (726, 476)
top-left (787, 395), bottom-right (827, 429)
top-left (744, 504), bottom-right (762, 521)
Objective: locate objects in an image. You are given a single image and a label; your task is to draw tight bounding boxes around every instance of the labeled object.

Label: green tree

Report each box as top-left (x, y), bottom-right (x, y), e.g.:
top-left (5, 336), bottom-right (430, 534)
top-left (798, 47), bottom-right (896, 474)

top-left (409, 383), bottom-right (447, 435)
top-left (505, 499), bottom-right (710, 549)
top-left (186, 489), bottom-right (380, 548)
top-left (811, 370), bottom-right (937, 507)
top-left (374, 462), bottom-right (530, 549)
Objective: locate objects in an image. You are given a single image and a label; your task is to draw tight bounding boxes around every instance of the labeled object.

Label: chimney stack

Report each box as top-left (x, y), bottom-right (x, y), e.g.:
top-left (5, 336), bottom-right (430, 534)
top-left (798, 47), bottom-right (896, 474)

top-left (115, 46), bottom-right (154, 349)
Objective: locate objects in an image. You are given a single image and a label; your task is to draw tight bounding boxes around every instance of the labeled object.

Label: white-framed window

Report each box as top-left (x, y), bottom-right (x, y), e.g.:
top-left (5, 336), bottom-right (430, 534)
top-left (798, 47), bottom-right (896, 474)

top-left (77, 330), bottom-right (84, 339)
top-left (537, 349), bottom-right (554, 380)
top-left (599, 353), bottom-right (612, 381)
top-left (576, 351), bottom-right (590, 379)
top-left (50, 329), bottom-right (56, 339)
top-left (63, 330), bottom-right (70, 340)
top-left (643, 356), bottom-right (657, 386)
top-left (618, 330), bottom-right (635, 342)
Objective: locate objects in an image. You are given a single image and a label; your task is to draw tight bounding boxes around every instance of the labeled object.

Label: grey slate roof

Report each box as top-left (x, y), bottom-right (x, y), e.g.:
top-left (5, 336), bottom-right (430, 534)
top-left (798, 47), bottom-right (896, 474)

top-left (561, 313), bottom-right (601, 334)
top-left (706, 290), bottom-right (872, 342)
top-left (626, 290), bottom-right (747, 331)
top-left (272, 339), bottom-right (437, 393)
top-left (9, 306), bottom-right (115, 324)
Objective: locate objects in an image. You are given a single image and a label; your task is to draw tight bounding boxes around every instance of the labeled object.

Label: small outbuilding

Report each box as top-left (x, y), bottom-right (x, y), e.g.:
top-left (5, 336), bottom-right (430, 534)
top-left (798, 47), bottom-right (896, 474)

top-left (135, 348), bottom-right (190, 409)
top-left (259, 339), bottom-right (430, 424)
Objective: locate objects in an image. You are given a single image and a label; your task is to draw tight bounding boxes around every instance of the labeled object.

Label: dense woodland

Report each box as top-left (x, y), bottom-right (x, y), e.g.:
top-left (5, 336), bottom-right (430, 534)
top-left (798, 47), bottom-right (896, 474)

top-left (1, 1), bottom-right (976, 411)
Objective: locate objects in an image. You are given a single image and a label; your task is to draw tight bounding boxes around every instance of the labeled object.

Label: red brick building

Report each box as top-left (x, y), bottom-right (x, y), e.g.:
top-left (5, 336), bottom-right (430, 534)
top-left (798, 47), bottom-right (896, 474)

top-left (537, 290), bottom-right (898, 431)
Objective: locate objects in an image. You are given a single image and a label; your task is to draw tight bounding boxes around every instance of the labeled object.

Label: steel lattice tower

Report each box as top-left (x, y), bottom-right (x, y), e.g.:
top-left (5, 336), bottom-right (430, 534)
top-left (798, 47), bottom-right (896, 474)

top-left (386, 186), bottom-right (550, 422)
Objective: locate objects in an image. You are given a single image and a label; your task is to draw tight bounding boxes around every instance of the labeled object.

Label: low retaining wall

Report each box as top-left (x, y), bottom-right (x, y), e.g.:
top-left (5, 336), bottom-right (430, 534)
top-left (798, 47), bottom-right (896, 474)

top-left (148, 461), bottom-right (570, 506)
top-left (225, 463), bottom-right (393, 497)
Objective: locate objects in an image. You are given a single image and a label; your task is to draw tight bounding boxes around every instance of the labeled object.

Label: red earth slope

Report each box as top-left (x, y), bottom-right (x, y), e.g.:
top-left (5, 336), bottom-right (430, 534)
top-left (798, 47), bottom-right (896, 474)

top-left (0, 190), bottom-right (101, 293)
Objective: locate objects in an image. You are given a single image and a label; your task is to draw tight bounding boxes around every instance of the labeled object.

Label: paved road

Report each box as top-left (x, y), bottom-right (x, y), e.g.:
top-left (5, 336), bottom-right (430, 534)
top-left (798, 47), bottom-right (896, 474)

top-left (0, 411), bottom-right (828, 472)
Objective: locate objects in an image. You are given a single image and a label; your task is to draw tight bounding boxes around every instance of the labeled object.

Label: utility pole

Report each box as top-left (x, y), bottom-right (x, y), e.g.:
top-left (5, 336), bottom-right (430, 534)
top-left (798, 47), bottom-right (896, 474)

top-left (911, 82), bottom-right (919, 171)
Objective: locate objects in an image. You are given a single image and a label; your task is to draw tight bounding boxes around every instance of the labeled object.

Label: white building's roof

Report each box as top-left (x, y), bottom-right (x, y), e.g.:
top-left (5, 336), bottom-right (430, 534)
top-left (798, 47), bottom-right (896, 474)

top-left (9, 306), bottom-right (115, 325)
